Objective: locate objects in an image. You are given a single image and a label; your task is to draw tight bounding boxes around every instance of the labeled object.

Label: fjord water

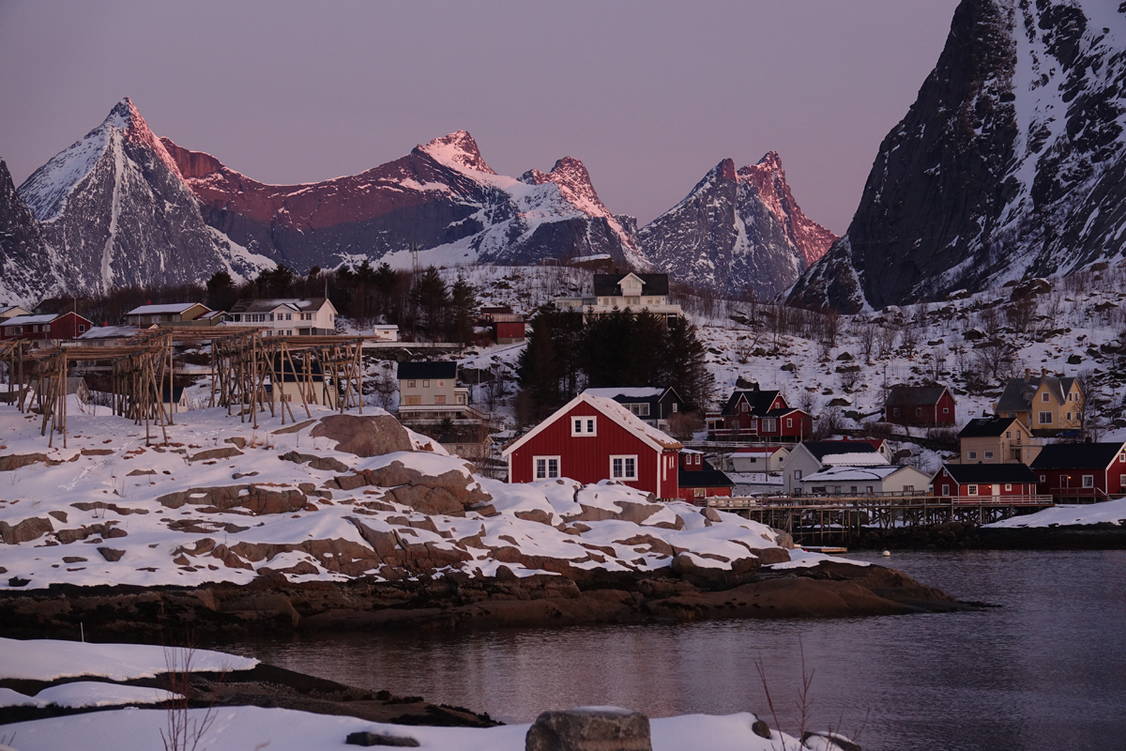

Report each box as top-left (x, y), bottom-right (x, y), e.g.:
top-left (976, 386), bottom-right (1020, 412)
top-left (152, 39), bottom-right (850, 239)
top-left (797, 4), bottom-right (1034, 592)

top-left (223, 550), bottom-right (1126, 750)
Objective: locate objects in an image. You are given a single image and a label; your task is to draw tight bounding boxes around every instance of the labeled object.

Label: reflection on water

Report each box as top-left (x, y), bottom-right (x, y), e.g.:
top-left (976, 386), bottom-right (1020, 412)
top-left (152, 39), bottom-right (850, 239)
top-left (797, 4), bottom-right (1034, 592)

top-left (218, 550), bottom-right (1126, 750)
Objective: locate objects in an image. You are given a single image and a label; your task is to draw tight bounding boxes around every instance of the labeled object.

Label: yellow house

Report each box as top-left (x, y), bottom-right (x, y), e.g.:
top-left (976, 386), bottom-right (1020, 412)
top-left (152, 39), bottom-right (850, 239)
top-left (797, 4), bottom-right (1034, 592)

top-left (996, 374), bottom-right (1084, 433)
top-left (957, 416), bottom-right (1041, 464)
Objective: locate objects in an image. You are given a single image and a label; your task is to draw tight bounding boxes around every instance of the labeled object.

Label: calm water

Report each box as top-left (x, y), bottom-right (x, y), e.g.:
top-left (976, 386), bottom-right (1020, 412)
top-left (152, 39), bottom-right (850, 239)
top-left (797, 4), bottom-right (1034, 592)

top-left (219, 551), bottom-right (1126, 750)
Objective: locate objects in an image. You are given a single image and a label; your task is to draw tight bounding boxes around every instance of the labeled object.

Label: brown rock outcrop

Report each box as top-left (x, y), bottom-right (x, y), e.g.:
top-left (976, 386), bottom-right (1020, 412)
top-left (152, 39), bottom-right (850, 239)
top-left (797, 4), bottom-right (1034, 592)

top-left (310, 415), bottom-right (413, 457)
top-left (0, 517), bottom-right (54, 544)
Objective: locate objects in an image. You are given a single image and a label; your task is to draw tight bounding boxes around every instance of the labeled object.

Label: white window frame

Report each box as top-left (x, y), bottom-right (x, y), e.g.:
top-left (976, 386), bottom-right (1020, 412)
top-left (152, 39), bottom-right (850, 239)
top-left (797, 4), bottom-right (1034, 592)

top-left (984, 451), bottom-right (994, 459)
top-left (1004, 483), bottom-right (1012, 492)
top-left (693, 487), bottom-right (706, 498)
top-left (609, 454), bottom-right (638, 481)
top-left (1081, 474), bottom-right (1094, 488)
top-left (969, 451), bottom-right (977, 459)
top-left (534, 456), bottom-right (560, 480)
top-left (1039, 411), bottom-right (1052, 424)
top-left (571, 416), bottom-right (597, 436)
top-left (967, 484), bottom-right (978, 496)
top-left (941, 483), bottom-right (950, 496)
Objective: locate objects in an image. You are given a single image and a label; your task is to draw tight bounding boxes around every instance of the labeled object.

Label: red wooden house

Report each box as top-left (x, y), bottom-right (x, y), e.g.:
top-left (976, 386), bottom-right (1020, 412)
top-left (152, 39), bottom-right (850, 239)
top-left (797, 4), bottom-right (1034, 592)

top-left (1030, 442), bottom-right (1126, 502)
top-left (931, 463), bottom-right (1038, 499)
top-left (675, 450), bottom-right (734, 504)
top-left (707, 384), bottom-right (812, 442)
top-left (884, 384), bottom-right (956, 427)
top-left (0, 312), bottom-right (93, 341)
top-left (503, 392), bottom-right (683, 498)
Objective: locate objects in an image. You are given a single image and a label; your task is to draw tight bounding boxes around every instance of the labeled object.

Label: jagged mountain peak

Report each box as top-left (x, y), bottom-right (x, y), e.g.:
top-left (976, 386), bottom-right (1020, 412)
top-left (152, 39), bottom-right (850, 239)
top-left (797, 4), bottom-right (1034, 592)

top-left (741, 151), bottom-right (785, 177)
top-left (415, 130), bottom-right (495, 174)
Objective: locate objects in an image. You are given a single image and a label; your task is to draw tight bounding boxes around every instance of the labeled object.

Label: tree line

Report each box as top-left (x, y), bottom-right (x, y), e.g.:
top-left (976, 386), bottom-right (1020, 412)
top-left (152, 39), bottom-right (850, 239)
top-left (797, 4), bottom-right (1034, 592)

top-left (516, 306), bottom-right (713, 426)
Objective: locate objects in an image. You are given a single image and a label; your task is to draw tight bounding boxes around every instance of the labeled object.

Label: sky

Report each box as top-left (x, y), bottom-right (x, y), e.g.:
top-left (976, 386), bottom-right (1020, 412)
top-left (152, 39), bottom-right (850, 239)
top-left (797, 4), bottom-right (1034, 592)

top-left (0, 0), bottom-right (960, 233)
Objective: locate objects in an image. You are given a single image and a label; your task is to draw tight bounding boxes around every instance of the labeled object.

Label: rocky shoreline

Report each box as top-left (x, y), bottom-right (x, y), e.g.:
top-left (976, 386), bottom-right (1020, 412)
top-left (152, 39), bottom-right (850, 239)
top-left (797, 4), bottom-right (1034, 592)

top-left (843, 522), bottom-right (1126, 550)
top-left (0, 559), bottom-right (968, 640)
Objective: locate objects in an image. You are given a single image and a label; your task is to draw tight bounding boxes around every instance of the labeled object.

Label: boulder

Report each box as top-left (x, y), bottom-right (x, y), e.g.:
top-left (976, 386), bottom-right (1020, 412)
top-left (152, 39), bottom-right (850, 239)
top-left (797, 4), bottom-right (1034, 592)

top-left (98, 547), bottom-right (125, 562)
top-left (345, 730), bottom-right (420, 747)
top-left (525, 707), bottom-right (651, 751)
top-left (0, 453), bottom-right (53, 472)
top-left (189, 446), bottom-right (243, 462)
top-left (311, 414), bottom-right (413, 457)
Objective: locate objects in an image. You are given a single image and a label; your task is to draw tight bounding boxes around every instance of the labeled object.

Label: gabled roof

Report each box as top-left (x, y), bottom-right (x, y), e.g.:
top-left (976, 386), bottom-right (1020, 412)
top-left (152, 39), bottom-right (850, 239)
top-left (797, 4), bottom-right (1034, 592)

top-left (997, 375), bottom-right (1081, 412)
top-left (1030, 442), bottom-right (1125, 471)
top-left (959, 416), bottom-right (1021, 438)
top-left (799, 440), bottom-right (878, 461)
top-left (229, 297), bottom-right (331, 314)
top-left (398, 361), bottom-right (457, 380)
top-left (722, 388), bottom-right (782, 417)
top-left (678, 459), bottom-right (734, 489)
top-left (939, 463), bottom-right (1037, 484)
top-left (126, 302), bottom-right (208, 316)
top-left (582, 386), bottom-right (680, 407)
top-left (502, 392), bottom-right (682, 457)
top-left (886, 384), bottom-right (949, 407)
top-left (592, 273), bottom-right (670, 297)
top-left (802, 465), bottom-right (907, 483)
top-left (822, 452), bottom-right (889, 467)
top-left (79, 325), bottom-right (140, 339)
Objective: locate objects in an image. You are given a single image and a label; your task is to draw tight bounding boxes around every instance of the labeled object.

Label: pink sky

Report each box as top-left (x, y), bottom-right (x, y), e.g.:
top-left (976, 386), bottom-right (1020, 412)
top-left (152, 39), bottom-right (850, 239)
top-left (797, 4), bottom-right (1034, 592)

top-left (0, 0), bottom-right (960, 233)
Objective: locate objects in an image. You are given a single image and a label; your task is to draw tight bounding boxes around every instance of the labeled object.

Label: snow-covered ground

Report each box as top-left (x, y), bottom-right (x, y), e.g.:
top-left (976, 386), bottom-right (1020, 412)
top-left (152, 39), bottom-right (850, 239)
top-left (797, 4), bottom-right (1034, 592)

top-left (1, 704), bottom-right (830, 751)
top-left (983, 497), bottom-right (1126, 528)
top-left (0, 401), bottom-right (807, 591)
top-left (0, 638), bottom-right (256, 681)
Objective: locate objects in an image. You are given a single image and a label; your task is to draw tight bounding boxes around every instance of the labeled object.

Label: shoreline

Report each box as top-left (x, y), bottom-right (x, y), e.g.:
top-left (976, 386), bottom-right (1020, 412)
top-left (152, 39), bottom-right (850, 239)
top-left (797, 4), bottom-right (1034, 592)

top-left (818, 522), bottom-right (1126, 551)
top-left (0, 560), bottom-right (968, 640)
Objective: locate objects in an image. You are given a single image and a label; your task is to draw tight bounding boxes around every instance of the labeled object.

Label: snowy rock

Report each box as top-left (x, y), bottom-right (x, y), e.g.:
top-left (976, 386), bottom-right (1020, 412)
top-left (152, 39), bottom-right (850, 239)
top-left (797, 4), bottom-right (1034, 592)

top-left (525, 707), bottom-right (652, 751)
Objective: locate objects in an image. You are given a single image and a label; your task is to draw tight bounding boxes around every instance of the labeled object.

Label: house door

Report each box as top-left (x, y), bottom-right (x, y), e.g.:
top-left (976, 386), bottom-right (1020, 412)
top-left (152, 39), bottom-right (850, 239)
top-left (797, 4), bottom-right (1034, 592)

top-left (992, 484), bottom-right (1001, 498)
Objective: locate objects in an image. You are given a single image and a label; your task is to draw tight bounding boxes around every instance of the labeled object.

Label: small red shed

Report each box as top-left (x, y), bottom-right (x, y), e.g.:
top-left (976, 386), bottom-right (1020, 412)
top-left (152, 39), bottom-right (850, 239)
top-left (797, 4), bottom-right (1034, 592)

top-left (503, 392), bottom-right (683, 498)
top-left (675, 450), bottom-right (734, 504)
top-left (885, 384), bottom-right (956, 427)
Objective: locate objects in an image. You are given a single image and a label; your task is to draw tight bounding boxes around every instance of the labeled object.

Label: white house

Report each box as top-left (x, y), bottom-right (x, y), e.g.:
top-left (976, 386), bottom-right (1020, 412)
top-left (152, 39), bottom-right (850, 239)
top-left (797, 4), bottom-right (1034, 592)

top-left (554, 273), bottom-right (684, 320)
top-left (227, 298), bottom-right (337, 335)
top-left (781, 440), bottom-right (885, 494)
top-left (124, 302), bottom-right (212, 326)
top-left (372, 324), bottom-right (399, 342)
top-left (799, 464), bottom-right (932, 496)
top-left (720, 446), bottom-right (790, 473)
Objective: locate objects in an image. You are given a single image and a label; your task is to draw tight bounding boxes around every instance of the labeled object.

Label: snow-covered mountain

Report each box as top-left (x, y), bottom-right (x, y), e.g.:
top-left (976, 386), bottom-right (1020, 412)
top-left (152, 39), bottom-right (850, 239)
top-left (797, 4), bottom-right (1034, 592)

top-left (0, 160), bottom-right (53, 307)
top-left (14, 98), bottom-right (273, 299)
top-left (788, 0), bottom-right (1126, 312)
top-left (639, 153), bottom-right (836, 299)
top-left (162, 129), bottom-right (649, 272)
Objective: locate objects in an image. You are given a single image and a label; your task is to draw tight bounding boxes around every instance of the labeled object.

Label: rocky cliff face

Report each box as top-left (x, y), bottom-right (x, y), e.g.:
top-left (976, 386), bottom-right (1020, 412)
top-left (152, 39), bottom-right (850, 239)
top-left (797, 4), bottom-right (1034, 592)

top-left (639, 153), bottom-right (836, 298)
top-left (15, 98), bottom-right (272, 298)
top-left (162, 130), bottom-right (648, 272)
top-left (789, 0), bottom-right (1126, 312)
top-left (0, 160), bottom-right (54, 306)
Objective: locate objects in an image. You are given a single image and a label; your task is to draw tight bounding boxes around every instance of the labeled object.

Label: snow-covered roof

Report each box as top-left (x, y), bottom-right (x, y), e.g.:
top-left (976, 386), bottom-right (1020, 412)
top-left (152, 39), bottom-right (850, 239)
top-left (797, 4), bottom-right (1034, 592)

top-left (79, 325), bottom-right (139, 340)
top-left (503, 392), bottom-right (682, 457)
top-left (802, 465), bottom-right (903, 483)
top-left (1, 314), bottom-right (58, 327)
top-left (821, 452), bottom-right (889, 467)
top-left (582, 387), bottom-right (664, 400)
top-left (125, 302), bottom-right (203, 315)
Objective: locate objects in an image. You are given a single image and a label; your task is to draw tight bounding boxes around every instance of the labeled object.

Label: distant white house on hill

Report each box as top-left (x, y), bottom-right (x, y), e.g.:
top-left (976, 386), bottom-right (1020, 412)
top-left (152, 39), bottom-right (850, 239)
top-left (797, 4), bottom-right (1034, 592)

top-left (554, 273), bottom-right (684, 320)
top-left (800, 464), bottom-right (931, 496)
top-left (227, 298), bottom-right (337, 335)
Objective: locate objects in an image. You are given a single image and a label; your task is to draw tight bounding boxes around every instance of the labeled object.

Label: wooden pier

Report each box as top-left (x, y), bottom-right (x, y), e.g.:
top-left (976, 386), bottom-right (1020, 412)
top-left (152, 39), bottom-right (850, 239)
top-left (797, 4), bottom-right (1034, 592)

top-left (706, 494), bottom-right (1055, 544)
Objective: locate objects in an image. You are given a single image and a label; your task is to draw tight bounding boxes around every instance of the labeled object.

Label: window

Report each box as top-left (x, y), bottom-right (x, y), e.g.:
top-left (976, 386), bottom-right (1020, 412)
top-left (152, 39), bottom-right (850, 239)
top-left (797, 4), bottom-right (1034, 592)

top-left (1039, 411), bottom-right (1052, 424)
top-left (1004, 484), bottom-right (1012, 491)
top-left (942, 407), bottom-right (950, 414)
top-left (435, 395), bottom-right (446, 405)
top-left (740, 402), bottom-right (749, 413)
top-left (627, 403), bottom-right (650, 417)
top-left (1082, 475), bottom-right (1094, 488)
top-left (1039, 474), bottom-right (1046, 482)
top-left (941, 484), bottom-right (950, 496)
top-left (785, 418), bottom-right (793, 428)
top-left (671, 403), bottom-right (678, 413)
top-left (610, 455), bottom-right (638, 481)
top-left (423, 380), bottom-right (430, 388)
top-left (1005, 431), bottom-right (1011, 439)
top-left (534, 456), bottom-right (560, 479)
top-left (985, 451), bottom-right (994, 459)
top-left (1120, 474), bottom-right (1126, 487)
top-left (969, 451), bottom-right (977, 459)
top-left (1042, 392), bottom-right (1050, 402)
top-left (850, 485), bottom-right (858, 494)
top-left (404, 396), bottom-right (421, 406)
top-left (1065, 412), bottom-right (1072, 420)
top-left (967, 484), bottom-right (978, 495)
top-left (693, 487), bottom-right (706, 498)
top-left (793, 469), bottom-right (802, 481)
top-left (571, 417), bottom-right (597, 436)
top-left (407, 380), bottom-right (416, 388)
top-left (866, 486), bottom-right (875, 494)
top-left (761, 418), bottom-right (777, 433)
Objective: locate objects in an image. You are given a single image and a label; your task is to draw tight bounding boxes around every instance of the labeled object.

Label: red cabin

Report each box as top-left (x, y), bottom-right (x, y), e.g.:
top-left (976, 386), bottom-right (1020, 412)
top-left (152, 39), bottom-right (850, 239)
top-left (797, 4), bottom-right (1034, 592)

top-left (675, 450), bottom-right (734, 504)
top-left (931, 463), bottom-right (1038, 499)
top-left (0, 312), bottom-right (93, 341)
top-left (503, 392), bottom-right (683, 498)
top-left (707, 384), bottom-right (812, 442)
top-left (884, 384), bottom-right (956, 427)
top-left (1031, 442), bottom-right (1126, 502)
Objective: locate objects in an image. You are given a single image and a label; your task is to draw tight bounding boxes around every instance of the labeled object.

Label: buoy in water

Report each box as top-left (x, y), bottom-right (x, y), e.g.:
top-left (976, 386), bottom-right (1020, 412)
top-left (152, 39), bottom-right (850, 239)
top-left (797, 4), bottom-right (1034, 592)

top-left (881, 550), bottom-right (891, 557)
